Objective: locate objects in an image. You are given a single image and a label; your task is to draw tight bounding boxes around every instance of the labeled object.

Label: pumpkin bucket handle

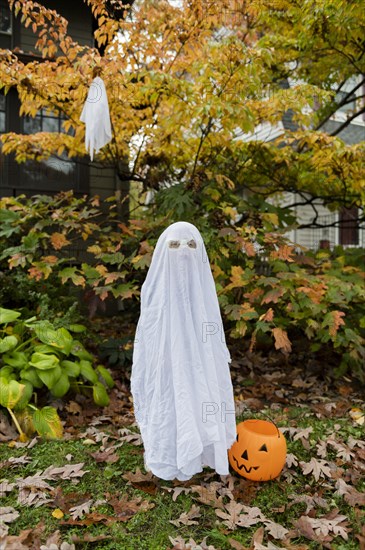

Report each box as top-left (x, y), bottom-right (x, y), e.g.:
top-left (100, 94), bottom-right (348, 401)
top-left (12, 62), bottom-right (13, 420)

top-left (244, 410), bottom-right (282, 438)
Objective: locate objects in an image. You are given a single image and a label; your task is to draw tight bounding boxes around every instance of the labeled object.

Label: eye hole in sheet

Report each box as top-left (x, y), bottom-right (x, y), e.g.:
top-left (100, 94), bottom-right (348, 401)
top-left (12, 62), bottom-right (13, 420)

top-left (168, 239), bottom-right (197, 249)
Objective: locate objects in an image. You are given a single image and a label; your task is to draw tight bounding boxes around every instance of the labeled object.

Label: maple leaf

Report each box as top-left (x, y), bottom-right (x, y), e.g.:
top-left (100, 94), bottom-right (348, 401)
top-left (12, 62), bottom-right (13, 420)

top-left (272, 327), bottom-right (292, 354)
top-left (300, 457), bottom-right (332, 481)
top-left (261, 288), bottom-right (285, 305)
top-left (270, 245), bottom-right (295, 262)
top-left (50, 232), bottom-right (71, 250)
top-left (322, 310), bottom-right (346, 338)
top-left (242, 241), bottom-right (256, 257)
top-left (170, 504), bottom-right (201, 527)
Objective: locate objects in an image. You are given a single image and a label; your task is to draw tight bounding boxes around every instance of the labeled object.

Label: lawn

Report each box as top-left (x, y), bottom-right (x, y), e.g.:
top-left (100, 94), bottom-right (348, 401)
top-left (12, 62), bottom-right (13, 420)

top-left (1, 343), bottom-right (364, 550)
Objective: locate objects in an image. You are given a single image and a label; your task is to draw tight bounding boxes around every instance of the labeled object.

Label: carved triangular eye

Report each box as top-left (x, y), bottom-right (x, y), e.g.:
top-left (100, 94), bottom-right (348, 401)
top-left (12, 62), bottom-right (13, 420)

top-left (259, 444), bottom-right (268, 452)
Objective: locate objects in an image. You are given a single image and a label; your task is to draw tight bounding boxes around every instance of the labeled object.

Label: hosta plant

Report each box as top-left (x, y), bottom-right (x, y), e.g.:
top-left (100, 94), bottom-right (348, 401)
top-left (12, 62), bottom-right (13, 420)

top-left (0, 307), bottom-right (114, 440)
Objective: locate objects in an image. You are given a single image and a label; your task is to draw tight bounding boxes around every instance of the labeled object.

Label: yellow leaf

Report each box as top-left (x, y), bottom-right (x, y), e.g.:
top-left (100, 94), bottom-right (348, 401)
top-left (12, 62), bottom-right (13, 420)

top-left (349, 408), bottom-right (364, 425)
top-left (52, 509), bottom-right (64, 519)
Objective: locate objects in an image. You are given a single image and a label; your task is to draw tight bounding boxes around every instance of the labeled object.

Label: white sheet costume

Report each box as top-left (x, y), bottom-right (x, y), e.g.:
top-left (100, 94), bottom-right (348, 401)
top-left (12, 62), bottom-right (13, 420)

top-left (131, 222), bottom-right (236, 480)
top-left (80, 76), bottom-right (112, 161)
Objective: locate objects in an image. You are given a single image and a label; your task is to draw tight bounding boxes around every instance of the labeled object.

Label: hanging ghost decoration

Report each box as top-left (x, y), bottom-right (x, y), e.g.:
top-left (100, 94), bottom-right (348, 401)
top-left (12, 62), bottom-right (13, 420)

top-left (131, 221), bottom-right (237, 481)
top-left (80, 75), bottom-right (112, 161)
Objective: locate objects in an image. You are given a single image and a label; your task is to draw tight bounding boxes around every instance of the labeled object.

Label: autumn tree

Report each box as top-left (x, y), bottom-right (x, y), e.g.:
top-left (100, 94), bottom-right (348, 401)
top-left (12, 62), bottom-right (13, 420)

top-left (0, 0), bottom-right (363, 228)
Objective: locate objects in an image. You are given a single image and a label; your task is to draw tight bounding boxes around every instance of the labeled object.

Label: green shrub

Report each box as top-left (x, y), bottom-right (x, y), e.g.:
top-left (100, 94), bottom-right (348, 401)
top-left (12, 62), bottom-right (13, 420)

top-left (0, 306), bottom-right (114, 439)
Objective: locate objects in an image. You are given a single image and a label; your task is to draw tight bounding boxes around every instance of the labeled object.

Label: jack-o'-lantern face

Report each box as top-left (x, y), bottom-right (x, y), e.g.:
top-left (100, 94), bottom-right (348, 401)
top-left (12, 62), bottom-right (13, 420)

top-left (228, 419), bottom-right (287, 481)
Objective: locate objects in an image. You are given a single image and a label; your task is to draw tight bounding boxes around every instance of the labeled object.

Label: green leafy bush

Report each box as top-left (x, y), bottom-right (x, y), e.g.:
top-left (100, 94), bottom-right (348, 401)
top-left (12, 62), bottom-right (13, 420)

top-left (0, 307), bottom-right (114, 439)
top-left (0, 188), bottom-right (364, 382)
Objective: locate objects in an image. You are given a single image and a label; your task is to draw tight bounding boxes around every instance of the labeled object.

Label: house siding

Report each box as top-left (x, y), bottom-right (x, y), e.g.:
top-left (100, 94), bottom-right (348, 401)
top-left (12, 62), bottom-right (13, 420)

top-left (1, 0), bottom-right (116, 200)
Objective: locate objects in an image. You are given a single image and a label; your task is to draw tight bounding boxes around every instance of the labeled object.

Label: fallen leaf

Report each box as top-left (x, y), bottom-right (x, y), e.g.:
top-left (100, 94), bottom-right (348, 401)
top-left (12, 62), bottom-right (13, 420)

top-left (0, 506), bottom-right (20, 524)
top-left (288, 493), bottom-right (328, 513)
top-left (349, 408), bottom-right (364, 425)
top-left (0, 411), bottom-right (18, 441)
top-left (0, 480), bottom-right (15, 497)
top-left (228, 538), bottom-right (249, 550)
top-left (162, 485), bottom-right (191, 501)
top-left (122, 467), bottom-right (159, 495)
top-left (190, 483), bottom-right (225, 509)
top-left (300, 457), bottom-right (332, 481)
top-left (170, 504), bottom-right (201, 526)
top-left (69, 499), bottom-right (93, 520)
top-left (215, 500), bottom-right (246, 529)
top-left (90, 449), bottom-right (119, 464)
top-left (52, 508), bottom-right (64, 519)
top-left (42, 463), bottom-right (89, 481)
top-left (264, 520), bottom-right (288, 540)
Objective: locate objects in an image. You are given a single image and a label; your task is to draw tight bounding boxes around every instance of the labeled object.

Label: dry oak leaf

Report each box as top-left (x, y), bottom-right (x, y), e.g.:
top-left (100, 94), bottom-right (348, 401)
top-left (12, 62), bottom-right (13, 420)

top-left (0, 480), bottom-right (15, 497)
top-left (42, 463), bottom-right (89, 481)
top-left (263, 520), bottom-right (288, 540)
top-left (68, 499), bottom-right (93, 520)
top-left (298, 511), bottom-right (349, 541)
top-left (190, 483), bottom-right (225, 509)
top-left (294, 516), bottom-right (332, 545)
top-left (285, 453), bottom-right (299, 468)
top-left (122, 467), bottom-right (159, 495)
top-left (90, 449), bottom-right (119, 464)
top-left (215, 500), bottom-right (246, 529)
top-left (170, 504), bottom-right (201, 527)
top-left (162, 486), bottom-right (192, 501)
top-left (299, 457), bottom-right (332, 481)
top-left (272, 327), bottom-right (292, 354)
top-left (0, 506), bottom-right (20, 526)
top-left (335, 479), bottom-right (365, 507)
top-left (169, 535), bottom-right (217, 549)
top-left (288, 494), bottom-right (328, 514)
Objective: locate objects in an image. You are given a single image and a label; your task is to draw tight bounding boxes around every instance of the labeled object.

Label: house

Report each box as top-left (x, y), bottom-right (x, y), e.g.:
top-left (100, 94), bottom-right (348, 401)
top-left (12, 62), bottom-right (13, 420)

top-left (240, 76), bottom-right (365, 250)
top-left (0, 0), bottom-right (117, 199)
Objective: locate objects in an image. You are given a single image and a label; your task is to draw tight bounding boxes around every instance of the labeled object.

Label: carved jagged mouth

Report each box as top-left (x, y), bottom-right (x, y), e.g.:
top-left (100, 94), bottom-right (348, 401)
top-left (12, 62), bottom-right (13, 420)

top-left (233, 456), bottom-right (259, 473)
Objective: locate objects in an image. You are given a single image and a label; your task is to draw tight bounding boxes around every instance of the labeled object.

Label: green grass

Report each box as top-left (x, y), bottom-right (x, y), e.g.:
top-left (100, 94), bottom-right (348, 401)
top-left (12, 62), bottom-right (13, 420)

top-left (0, 407), bottom-right (364, 549)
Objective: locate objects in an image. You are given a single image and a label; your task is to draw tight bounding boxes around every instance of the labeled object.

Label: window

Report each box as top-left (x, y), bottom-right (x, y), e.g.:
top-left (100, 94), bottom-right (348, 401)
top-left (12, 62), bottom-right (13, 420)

top-left (335, 91), bottom-right (357, 114)
top-left (0, 1), bottom-right (11, 34)
top-left (21, 109), bottom-right (80, 191)
top-left (339, 207), bottom-right (359, 246)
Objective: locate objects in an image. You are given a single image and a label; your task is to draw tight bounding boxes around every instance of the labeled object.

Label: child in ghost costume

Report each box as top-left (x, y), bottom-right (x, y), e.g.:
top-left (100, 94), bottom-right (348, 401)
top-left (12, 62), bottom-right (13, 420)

top-left (131, 221), bottom-right (236, 481)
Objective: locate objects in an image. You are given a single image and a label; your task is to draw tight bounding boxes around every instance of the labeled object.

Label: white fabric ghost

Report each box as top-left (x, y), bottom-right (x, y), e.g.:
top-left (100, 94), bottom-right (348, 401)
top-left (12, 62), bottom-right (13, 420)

top-left (131, 221), bottom-right (236, 481)
top-left (80, 76), bottom-right (112, 161)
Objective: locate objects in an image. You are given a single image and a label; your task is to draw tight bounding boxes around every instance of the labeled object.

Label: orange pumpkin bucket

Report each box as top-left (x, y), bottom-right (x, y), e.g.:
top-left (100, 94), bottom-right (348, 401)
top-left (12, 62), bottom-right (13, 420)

top-left (228, 419), bottom-right (287, 481)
